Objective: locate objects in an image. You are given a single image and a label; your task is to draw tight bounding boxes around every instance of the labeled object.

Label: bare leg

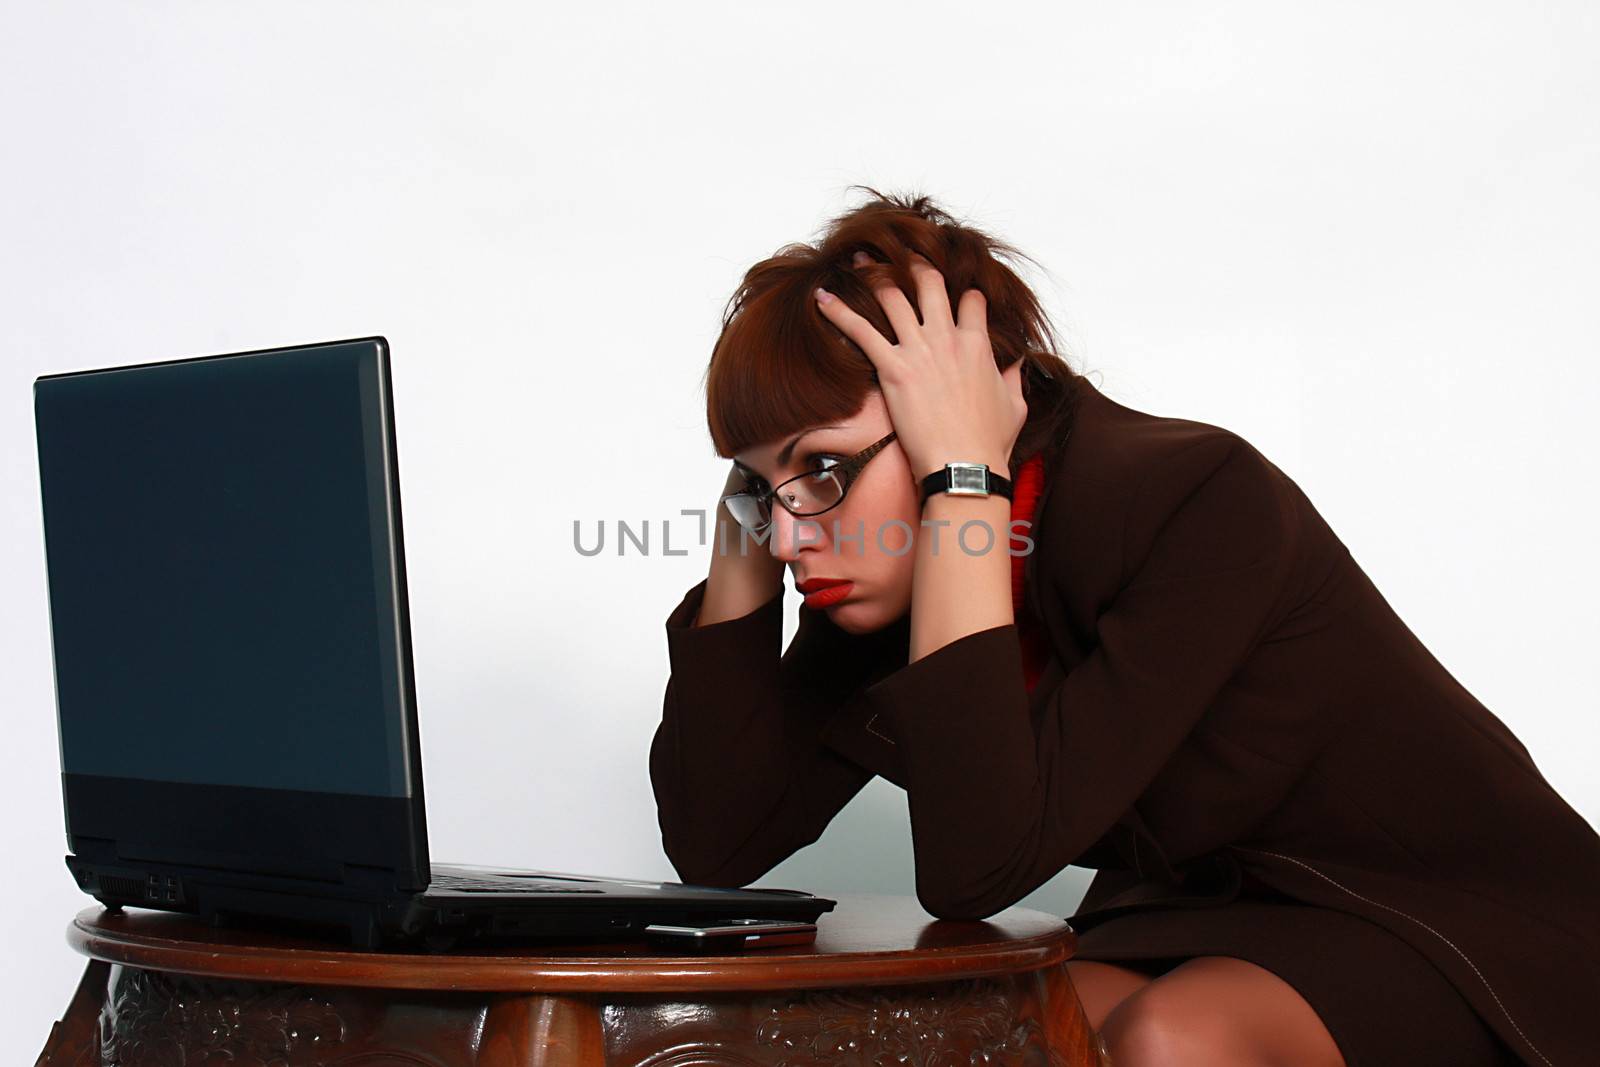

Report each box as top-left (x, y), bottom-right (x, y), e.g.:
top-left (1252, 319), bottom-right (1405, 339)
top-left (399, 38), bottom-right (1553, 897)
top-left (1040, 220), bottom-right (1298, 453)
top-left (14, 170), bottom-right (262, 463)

top-left (1064, 959), bottom-right (1159, 1032)
top-left (1099, 956), bottom-right (1345, 1067)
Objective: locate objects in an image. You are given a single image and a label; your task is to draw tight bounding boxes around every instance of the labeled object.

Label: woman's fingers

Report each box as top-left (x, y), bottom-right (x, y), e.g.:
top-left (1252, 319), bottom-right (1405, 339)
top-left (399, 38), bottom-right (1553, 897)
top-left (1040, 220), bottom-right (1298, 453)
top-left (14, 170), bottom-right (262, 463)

top-left (906, 251), bottom-right (955, 334)
top-left (817, 251), bottom-right (1017, 476)
top-left (956, 286), bottom-right (988, 336)
top-left (814, 286), bottom-right (901, 374)
top-left (1002, 356), bottom-right (1027, 434)
top-left (851, 251), bottom-right (923, 348)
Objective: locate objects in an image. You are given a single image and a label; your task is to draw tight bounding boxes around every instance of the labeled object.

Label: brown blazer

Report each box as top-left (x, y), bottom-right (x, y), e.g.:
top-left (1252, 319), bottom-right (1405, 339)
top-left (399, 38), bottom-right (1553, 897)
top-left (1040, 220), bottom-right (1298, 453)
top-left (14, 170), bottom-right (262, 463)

top-left (651, 376), bottom-right (1600, 1065)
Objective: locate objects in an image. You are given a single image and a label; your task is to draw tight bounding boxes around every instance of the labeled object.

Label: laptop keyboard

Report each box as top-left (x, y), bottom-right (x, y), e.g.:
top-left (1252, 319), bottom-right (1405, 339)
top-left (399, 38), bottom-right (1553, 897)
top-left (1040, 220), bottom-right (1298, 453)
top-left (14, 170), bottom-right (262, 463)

top-left (429, 872), bottom-right (605, 894)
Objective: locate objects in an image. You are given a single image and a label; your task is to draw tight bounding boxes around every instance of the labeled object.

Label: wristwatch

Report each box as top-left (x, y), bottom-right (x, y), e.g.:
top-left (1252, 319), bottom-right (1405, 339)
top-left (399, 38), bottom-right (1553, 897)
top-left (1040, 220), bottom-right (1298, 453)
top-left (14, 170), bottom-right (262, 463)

top-left (920, 461), bottom-right (1013, 503)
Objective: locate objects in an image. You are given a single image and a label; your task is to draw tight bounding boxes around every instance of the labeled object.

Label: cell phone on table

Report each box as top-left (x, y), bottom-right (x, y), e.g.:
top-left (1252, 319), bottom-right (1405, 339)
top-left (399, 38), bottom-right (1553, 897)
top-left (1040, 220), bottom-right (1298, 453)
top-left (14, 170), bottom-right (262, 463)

top-left (643, 918), bottom-right (818, 951)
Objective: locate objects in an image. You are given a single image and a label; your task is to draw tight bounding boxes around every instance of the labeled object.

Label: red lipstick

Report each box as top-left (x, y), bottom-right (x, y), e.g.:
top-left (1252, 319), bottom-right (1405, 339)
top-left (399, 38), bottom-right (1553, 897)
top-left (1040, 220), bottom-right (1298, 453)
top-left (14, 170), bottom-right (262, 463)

top-left (796, 577), bottom-right (853, 608)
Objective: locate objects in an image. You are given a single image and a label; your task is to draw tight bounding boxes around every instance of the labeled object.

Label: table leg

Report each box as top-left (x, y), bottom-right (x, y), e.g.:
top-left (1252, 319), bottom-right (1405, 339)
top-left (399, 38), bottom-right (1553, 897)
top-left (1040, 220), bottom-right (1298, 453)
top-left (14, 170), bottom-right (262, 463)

top-left (479, 993), bottom-right (606, 1066)
top-left (1039, 961), bottom-right (1112, 1066)
top-left (35, 959), bottom-right (109, 1067)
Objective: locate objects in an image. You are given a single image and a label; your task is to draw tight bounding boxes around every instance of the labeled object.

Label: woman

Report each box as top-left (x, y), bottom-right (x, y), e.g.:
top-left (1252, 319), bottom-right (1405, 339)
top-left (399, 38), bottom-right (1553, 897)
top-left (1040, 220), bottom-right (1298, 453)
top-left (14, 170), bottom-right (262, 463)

top-left (649, 189), bottom-right (1600, 1067)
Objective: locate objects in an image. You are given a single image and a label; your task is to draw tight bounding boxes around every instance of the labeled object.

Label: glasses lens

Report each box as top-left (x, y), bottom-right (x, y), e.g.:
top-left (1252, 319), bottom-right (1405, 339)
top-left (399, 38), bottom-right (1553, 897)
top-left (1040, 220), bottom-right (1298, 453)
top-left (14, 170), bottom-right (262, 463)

top-left (778, 469), bottom-right (844, 516)
top-left (723, 493), bottom-right (770, 533)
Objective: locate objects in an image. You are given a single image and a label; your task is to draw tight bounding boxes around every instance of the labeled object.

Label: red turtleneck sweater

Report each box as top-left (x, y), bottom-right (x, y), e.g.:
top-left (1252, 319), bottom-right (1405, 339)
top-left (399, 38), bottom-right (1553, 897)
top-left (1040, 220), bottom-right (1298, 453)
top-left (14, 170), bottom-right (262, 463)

top-left (1009, 451), bottom-right (1050, 693)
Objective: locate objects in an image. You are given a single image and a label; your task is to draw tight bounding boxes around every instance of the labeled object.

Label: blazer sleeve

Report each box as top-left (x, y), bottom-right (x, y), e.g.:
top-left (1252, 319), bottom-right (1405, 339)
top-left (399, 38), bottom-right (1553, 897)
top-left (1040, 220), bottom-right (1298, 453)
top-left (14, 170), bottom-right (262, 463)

top-left (861, 433), bottom-right (1299, 919)
top-left (650, 576), bottom-right (875, 887)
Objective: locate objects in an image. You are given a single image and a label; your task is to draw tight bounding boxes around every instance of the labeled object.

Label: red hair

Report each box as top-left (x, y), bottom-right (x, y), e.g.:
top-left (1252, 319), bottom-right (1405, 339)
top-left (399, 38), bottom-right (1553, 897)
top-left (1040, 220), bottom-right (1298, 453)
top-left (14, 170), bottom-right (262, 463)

top-left (702, 186), bottom-right (1085, 479)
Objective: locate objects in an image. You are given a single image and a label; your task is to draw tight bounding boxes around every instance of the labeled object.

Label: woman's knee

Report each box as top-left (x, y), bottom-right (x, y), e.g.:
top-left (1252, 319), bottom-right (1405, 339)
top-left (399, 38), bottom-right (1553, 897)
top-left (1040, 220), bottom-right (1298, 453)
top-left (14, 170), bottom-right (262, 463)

top-left (1098, 978), bottom-right (1252, 1067)
top-left (1097, 957), bottom-right (1344, 1067)
top-left (1063, 959), bottom-right (1156, 1032)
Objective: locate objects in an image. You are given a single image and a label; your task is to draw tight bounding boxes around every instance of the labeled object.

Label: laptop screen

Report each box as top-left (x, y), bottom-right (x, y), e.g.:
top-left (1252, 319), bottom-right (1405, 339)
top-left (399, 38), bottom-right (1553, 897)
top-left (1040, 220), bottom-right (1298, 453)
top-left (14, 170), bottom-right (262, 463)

top-left (35, 339), bottom-right (415, 800)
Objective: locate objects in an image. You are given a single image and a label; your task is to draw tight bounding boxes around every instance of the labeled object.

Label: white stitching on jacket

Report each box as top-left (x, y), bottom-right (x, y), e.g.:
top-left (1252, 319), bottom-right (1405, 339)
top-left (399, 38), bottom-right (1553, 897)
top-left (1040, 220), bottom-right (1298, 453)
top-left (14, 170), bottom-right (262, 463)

top-left (864, 711), bottom-right (897, 745)
top-left (1235, 846), bottom-right (1554, 1067)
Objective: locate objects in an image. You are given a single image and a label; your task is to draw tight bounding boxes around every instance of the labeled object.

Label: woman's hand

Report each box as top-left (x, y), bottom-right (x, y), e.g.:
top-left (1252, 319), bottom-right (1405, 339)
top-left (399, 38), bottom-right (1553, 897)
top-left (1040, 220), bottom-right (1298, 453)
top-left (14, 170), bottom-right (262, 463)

top-left (696, 462), bottom-right (786, 627)
top-left (814, 251), bottom-right (1026, 482)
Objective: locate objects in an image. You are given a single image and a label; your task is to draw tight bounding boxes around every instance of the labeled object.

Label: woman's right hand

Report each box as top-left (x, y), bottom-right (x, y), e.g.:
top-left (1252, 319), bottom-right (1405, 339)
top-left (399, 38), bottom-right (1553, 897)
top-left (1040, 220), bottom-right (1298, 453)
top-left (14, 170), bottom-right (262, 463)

top-left (695, 463), bottom-right (787, 627)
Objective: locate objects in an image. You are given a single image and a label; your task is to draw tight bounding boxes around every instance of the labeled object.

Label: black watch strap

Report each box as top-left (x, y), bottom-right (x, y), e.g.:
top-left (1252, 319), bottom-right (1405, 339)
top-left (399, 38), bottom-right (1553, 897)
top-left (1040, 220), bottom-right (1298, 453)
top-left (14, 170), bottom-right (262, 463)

top-left (920, 462), bottom-right (1013, 502)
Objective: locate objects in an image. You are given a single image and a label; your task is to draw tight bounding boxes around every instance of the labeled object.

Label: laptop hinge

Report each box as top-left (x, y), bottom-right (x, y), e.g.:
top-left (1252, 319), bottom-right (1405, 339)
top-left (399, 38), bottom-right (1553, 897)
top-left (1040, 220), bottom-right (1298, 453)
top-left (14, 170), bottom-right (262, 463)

top-left (342, 863), bottom-right (410, 894)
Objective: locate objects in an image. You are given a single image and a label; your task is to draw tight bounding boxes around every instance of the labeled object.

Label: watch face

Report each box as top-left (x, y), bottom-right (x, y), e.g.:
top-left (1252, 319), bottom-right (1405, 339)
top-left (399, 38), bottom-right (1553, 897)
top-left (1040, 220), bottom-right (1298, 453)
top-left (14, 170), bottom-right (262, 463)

top-left (947, 463), bottom-right (990, 495)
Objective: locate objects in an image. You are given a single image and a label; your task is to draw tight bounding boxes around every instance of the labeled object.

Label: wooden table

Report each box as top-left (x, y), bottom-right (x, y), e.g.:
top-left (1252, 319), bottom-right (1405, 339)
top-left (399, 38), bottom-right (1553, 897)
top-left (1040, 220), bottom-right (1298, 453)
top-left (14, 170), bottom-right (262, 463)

top-left (37, 894), bottom-right (1107, 1065)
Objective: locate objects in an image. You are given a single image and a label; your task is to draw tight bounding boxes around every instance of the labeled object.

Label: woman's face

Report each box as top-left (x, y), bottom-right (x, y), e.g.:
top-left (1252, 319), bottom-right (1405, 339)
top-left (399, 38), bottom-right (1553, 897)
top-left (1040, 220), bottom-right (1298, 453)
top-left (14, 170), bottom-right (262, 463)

top-left (733, 390), bottom-right (918, 635)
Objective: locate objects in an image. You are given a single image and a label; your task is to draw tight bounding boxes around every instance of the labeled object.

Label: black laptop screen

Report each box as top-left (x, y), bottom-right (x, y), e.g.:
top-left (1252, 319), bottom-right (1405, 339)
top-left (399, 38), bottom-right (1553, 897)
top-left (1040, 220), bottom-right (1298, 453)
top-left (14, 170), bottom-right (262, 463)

top-left (35, 341), bottom-right (413, 798)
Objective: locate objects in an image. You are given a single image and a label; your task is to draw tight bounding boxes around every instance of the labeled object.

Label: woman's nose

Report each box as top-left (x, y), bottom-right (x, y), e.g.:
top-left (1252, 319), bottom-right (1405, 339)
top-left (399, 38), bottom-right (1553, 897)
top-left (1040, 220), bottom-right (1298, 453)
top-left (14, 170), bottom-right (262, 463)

top-left (768, 507), bottom-right (824, 561)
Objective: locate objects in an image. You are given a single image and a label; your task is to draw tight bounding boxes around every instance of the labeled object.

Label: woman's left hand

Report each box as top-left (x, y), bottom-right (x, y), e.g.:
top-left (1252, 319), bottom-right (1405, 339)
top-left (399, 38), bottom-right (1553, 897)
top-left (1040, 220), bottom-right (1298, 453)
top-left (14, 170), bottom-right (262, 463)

top-left (814, 250), bottom-right (1025, 482)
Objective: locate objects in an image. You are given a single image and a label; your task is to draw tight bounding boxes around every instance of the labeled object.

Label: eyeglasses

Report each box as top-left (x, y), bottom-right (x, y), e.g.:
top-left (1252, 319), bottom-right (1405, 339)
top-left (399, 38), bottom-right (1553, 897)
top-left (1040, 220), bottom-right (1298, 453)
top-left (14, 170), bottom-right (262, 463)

top-left (721, 430), bottom-right (898, 536)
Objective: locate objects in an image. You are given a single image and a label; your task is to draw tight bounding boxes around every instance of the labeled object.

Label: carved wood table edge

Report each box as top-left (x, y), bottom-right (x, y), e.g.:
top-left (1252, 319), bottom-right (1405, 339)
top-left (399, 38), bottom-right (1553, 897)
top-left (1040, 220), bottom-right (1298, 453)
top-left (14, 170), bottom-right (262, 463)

top-left (39, 894), bottom-right (1110, 1066)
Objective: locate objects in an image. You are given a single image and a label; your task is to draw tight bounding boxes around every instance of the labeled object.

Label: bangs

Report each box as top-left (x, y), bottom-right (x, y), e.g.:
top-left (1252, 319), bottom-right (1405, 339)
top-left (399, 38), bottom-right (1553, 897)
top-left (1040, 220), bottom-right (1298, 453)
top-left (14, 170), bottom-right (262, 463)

top-left (705, 259), bottom-right (879, 458)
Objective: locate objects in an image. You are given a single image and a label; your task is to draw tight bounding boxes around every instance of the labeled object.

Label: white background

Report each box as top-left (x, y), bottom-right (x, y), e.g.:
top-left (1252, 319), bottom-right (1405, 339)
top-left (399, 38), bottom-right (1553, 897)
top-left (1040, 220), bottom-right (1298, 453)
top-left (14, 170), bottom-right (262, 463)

top-left (3, 0), bottom-right (1595, 1050)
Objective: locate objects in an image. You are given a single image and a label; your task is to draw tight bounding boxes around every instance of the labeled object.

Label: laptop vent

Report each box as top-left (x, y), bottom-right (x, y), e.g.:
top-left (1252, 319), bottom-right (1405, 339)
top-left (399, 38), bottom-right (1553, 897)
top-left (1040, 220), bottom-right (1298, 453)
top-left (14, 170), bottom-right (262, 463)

top-left (98, 875), bottom-right (144, 901)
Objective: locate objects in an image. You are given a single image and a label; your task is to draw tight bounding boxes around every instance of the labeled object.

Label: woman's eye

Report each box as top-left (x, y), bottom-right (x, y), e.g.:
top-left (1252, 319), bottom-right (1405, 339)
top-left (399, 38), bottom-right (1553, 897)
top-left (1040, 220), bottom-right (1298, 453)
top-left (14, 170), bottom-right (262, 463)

top-left (806, 454), bottom-right (842, 478)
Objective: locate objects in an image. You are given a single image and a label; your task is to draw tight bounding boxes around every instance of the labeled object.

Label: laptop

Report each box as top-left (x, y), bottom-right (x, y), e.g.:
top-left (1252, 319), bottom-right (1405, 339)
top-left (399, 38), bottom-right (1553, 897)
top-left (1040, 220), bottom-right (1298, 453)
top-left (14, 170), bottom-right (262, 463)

top-left (32, 336), bottom-right (835, 950)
